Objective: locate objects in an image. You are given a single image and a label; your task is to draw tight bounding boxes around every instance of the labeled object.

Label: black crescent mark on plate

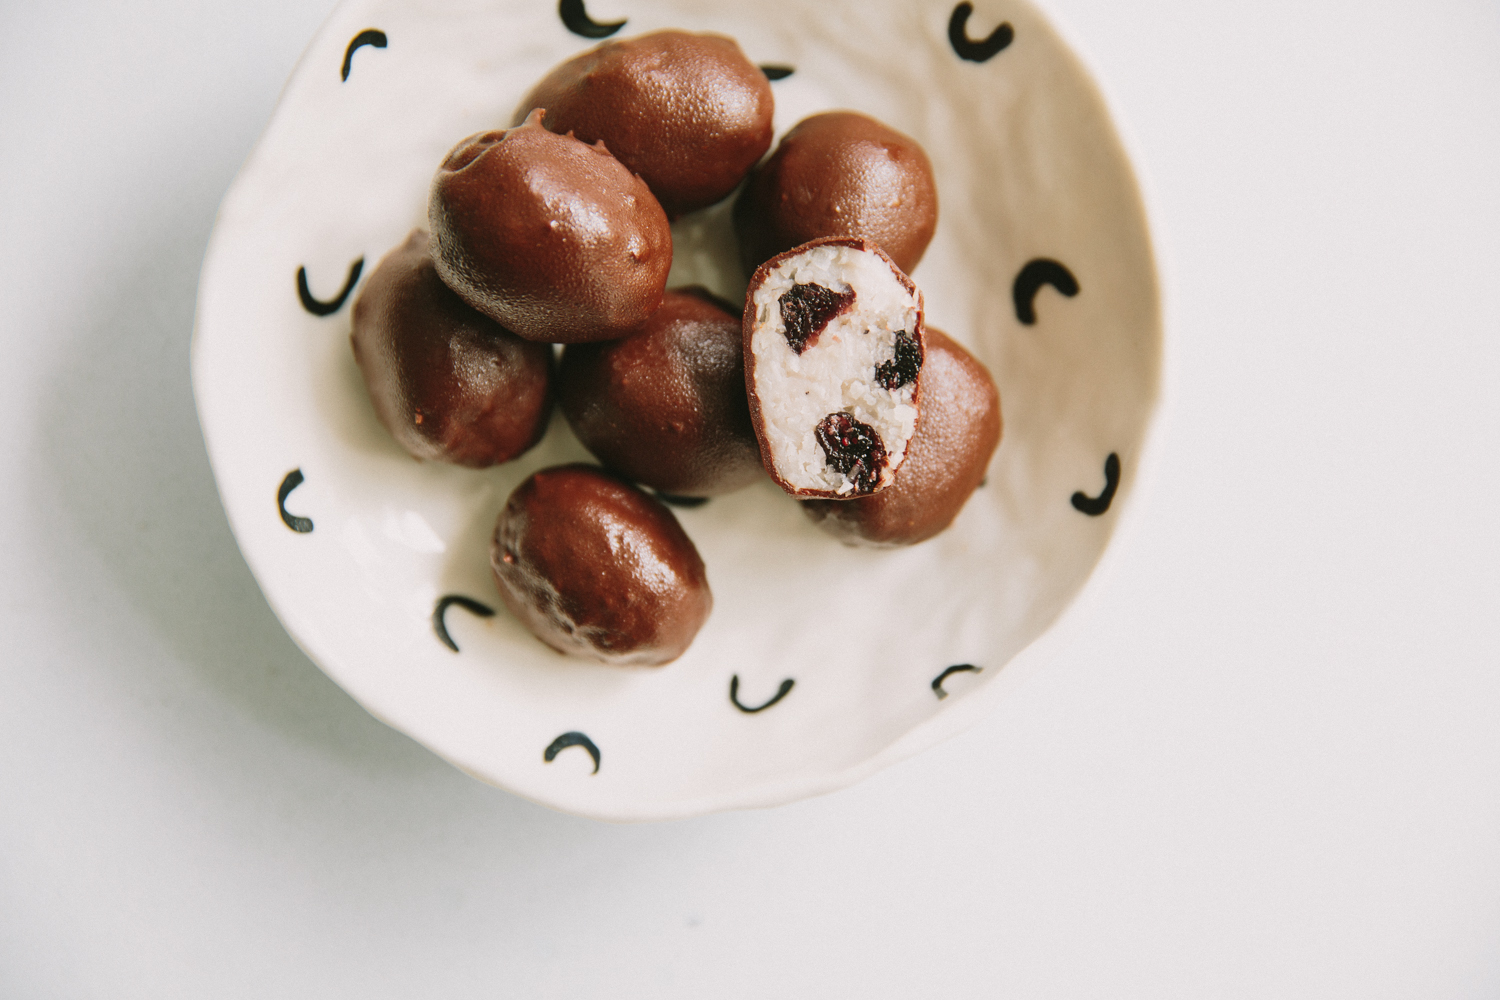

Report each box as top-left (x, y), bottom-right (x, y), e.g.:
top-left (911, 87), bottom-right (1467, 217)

top-left (932, 663), bottom-right (982, 700)
top-left (1012, 258), bottom-right (1079, 326)
top-left (949, 3), bottom-right (1014, 62)
top-left (297, 257), bottom-right (364, 317)
top-left (654, 492), bottom-right (710, 509)
top-left (1074, 452), bottom-right (1122, 515)
top-left (1072, 453), bottom-right (1120, 516)
top-left (559, 0), bottom-right (625, 38)
top-left (340, 29), bottom-right (387, 82)
top-left (729, 674), bottom-right (795, 714)
top-left (544, 731), bottom-right (601, 774)
top-left (277, 469), bottom-right (313, 533)
top-left (760, 64), bottom-right (794, 81)
top-left (432, 595), bottom-right (496, 652)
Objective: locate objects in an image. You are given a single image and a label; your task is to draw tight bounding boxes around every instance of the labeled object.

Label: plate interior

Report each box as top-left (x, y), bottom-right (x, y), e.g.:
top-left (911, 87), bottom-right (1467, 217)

top-left (193, 0), bottom-right (1160, 820)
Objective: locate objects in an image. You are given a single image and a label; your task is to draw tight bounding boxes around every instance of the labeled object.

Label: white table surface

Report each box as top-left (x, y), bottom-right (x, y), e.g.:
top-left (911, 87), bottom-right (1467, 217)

top-left (2, 0), bottom-right (1497, 996)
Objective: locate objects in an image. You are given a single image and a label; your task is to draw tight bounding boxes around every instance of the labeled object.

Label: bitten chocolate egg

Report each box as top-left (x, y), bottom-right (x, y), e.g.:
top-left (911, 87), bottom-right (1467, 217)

top-left (559, 287), bottom-right (763, 498)
top-left (429, 109), bottom-right (672, 343)
top-left (350, 229), bottom-right (553, 468)
top-left (491, 464), bottom-right (712, 667)
top-left (801, 328), bottom-right (1000, 546)
top-left (514, 30), bottom-right (774, 219)
top-left (734, 111), bottom-right (938, 275)
top-left (744, 238), bottom-right (925, 499)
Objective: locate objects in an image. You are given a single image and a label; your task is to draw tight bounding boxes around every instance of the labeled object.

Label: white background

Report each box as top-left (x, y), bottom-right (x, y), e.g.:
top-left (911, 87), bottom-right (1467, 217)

top-left (2, 0), bottom-right (1498, 996)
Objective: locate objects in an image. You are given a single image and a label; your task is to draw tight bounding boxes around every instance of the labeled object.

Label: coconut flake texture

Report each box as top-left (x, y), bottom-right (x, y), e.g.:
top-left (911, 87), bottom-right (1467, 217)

top-left (744, 238), bottom-right (924, 497)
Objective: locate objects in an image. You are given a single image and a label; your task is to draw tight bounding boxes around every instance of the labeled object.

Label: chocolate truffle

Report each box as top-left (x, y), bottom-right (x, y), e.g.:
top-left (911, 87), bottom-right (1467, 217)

top-left (428, 109), bottom-right (672, 343)
top-left (514, 30), bottom-right (774, 219)
top-left (559, 287), bottom-right (763, 498)
top-left (350, 229), bottom-right (553, 468)
top-left (734, 111), bottom-right (938, 275)
top-left (743, 238), bottom-right (925, 499)
top-left (491, 464), bottom-right (712, 666)
top-left (802, 328), bottom-right (1000, 546)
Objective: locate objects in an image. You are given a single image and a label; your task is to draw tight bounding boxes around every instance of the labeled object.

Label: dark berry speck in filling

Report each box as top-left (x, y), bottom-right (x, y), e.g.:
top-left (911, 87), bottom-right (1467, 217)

top-left (875, 330), bottom-right (923, 390)
top-left (815, 412), bottom-right (888, 495)
top-left (778, 283), bottom-right (855, 354)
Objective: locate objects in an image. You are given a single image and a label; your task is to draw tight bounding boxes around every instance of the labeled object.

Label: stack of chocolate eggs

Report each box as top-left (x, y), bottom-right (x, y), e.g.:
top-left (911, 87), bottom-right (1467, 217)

top-left (350, 30), bottom-right (1000, 667)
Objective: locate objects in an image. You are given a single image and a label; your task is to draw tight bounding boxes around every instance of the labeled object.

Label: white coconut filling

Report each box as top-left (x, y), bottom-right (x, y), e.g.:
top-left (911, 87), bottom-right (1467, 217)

top-left (749, 245), bottom-right (921, 494)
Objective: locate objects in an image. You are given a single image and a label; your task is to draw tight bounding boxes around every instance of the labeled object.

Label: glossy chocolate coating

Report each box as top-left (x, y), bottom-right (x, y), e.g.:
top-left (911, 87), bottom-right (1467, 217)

top-left (429, 109), bottom-right (672, 343)
top-left (350, 230), bottom-right (553, 468)
top-left (801, 329), bottom-right (999, 546)
top-left (734, 111), bottom-right (938, 275)
top-left (559, 287), bottom-right (763, 497)
top-left (514, 30), bottom-right (774, 219)
top-left (491, 464), bottom-right (712, 666)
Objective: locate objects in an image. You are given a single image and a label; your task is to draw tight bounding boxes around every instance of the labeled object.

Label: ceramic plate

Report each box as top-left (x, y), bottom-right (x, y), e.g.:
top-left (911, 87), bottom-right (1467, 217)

top-left (192, 0), bottom-right (1161, 821)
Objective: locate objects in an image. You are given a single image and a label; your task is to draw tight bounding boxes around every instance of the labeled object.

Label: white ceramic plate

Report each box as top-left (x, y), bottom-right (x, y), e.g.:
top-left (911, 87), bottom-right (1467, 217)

top-left (193, 0), bottom-right (1160, 821)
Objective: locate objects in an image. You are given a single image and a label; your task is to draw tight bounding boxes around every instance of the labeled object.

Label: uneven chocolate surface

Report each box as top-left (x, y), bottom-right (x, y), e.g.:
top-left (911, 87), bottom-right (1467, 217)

top-left (734, 111), bottom-right (938, 275)
top-left (802, 328), bottom-right (1000, 546)
top-left (491, 464), bottom-right (712, 666)
top-left (429, 110), bottom-right (671, 343)
top-left (351, 230), bottom-right (553, 467)
top-left (515, 30), bottom-right (774, 219)
top-left (560, 287), bottom-right (763, 497)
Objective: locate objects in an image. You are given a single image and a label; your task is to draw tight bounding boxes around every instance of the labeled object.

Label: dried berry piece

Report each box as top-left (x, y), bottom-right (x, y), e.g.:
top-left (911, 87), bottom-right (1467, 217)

top-left (875, 330), bottom-right (923, 390)
top-left (815, 412), bottom-right (888, 496)
top-left (778, 282), bottom-right (855, 354)
top-left (803, 328), bottom-right (1001, 547)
